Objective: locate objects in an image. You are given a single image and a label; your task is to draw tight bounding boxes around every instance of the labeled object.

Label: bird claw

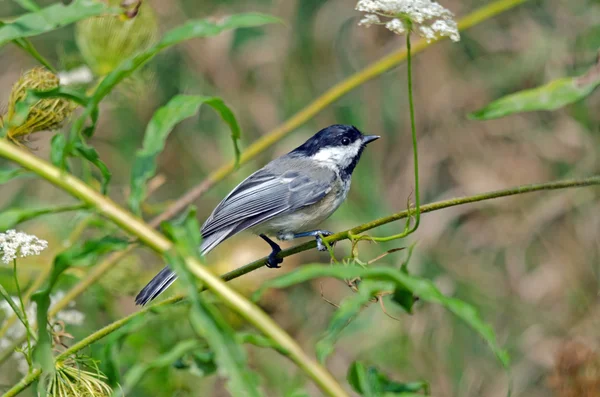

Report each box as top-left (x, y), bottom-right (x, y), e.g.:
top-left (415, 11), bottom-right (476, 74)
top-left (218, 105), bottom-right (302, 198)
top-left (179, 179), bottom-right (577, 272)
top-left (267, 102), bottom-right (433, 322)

top-left (266, 252), bottom-right (283, 268)
top-left (316, 231), bottom-right (334, 252)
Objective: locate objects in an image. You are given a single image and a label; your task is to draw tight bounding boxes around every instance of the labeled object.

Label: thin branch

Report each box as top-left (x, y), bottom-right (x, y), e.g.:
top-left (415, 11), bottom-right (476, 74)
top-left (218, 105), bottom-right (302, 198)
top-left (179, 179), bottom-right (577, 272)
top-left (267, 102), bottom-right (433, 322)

top-left (4, 173), bottom-right (598, 387)
top-left (0, 139), bottom-right (347, 397)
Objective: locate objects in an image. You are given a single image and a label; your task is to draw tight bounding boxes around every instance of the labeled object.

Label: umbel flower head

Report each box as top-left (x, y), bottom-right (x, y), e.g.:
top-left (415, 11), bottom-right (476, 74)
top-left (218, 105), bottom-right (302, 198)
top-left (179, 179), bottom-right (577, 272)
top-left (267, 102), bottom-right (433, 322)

top-left (356, 0), bottom-right (460, 42)
top-left (1, 67), bottom-right (76, 144)
top-left (0, 229), bottom-right (47, 264)
top-left (45, 356), bottom-right (112, 396)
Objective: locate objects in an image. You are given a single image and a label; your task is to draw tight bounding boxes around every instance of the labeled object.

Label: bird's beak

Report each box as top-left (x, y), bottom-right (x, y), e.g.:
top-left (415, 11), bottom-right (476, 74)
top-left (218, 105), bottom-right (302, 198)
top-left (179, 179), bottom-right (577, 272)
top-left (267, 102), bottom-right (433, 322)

top-left (363, 135), bottom-right (380, 145)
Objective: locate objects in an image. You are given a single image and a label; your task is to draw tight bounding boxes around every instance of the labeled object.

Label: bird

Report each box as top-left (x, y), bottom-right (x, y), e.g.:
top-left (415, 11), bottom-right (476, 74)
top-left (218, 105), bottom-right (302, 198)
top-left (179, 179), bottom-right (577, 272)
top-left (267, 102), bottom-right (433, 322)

top-left (135, 124), bottom-right (380, 305)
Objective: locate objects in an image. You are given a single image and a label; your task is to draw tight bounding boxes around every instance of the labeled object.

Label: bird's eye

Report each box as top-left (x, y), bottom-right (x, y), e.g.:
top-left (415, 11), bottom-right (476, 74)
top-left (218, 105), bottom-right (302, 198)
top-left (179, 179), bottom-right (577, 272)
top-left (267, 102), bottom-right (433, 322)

top-left (341, 137), bottom-right (351, 146)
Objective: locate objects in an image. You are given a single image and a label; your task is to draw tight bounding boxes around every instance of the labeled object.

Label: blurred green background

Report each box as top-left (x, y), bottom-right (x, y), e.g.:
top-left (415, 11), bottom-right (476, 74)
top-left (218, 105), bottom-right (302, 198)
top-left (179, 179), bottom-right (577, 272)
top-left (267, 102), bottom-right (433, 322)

top-left (1, 0), bottom-right (600, 396)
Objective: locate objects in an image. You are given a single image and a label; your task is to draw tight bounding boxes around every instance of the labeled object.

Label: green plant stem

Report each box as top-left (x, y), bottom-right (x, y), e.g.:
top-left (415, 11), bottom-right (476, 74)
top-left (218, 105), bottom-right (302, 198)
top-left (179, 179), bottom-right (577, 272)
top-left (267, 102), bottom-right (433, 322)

top-left (0, 283), bottom-right (35, 343)
top-left (13, 38), bottom-right (56, 73)
top-left (3, 174), bottom-right (598, 395)
top-left (370, 33), bottom-right (421, 243)
top-left (0, 139), bottom-right (347, 397)
top-left (12, 260), bottom-right (32, 361)
top-left (150, 0), bottom-right (529, 225)
top-left (0, 0), bottom-right (530, 361)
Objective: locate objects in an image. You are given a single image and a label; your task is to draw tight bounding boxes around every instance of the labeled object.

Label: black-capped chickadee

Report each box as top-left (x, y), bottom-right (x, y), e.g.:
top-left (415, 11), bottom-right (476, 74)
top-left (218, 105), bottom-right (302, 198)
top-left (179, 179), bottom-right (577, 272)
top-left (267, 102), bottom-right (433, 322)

top-left (135, 124), bottom-right (380, 305)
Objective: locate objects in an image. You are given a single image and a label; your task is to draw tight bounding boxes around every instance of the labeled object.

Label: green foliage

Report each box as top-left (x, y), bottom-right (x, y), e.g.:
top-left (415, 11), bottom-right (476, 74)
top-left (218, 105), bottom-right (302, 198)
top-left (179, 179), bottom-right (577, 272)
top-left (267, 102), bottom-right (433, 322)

top-left (253, 265), bottom-right (510, 369)
top-left (0, 167), bottom-right (29, 183)
top-left (316, 279), bottom-right (395, 363)
top-left (0, 204), bottom-right (84, 230)
top-left (0, 0), bottom-right (116, 47)
top-left (164, 211), bottom-right (264, 396)
top-left (114, 339), bottom-right (201, 397)
top-left (347, 361), bottom-right (428, 396)
top-left (31, 236), bottom-right (129, 392)
top-left (73, 140), bottom-right (112, 194)
top-left (469, 60), bottom-right (600, 120)
top-left (129, 95), bottom-right (241, 215)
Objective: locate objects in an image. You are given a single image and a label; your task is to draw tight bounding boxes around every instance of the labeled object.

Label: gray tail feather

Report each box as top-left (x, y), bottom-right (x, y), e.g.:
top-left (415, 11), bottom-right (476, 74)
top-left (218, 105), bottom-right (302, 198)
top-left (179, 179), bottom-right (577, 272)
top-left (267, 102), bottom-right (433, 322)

top-left (135, 266), bottom-right (178, 306)
top-left (135, 227), bottom-right (234, 306)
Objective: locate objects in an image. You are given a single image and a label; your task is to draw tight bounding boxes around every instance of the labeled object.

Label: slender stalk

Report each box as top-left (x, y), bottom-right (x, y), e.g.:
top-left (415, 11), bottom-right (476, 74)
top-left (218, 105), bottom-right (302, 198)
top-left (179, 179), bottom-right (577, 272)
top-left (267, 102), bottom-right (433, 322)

top-left (0, 284), bottom-right (35, 342)
top-left (3, 174), bottom-right (599, 392)
top-left (12, 260), bottom-right (32, 360)
top-left (370, 33), bottom-right (421, 243)
top-left (0, 139), bottom-right (347, 397)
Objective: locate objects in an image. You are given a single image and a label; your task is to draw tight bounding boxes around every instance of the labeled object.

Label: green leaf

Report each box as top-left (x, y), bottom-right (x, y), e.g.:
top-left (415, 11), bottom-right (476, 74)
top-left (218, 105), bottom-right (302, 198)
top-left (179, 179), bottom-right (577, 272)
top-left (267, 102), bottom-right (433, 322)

top-left (29, 86), bottom-right (89, 107)
top-left (0, 204), bottom-right (85, 230)
top-left (237, 332), bottom-right (289, 356)
top-left (469, 61), bottom-right (600, 120)
top-left (161, 207), bottom-right (202, 258)
top-left (167, 250), bottom-right (264, 396)
top-left (128, 95), bottom-right (241, 215)
top-left (0, 0), bottom-right (116, 47)
top-left (165, 240), bottom-right (263, 396)
top-left (114, 340), bottom-right (201, 397)
top-left (347, 362), bottom-right (429, 396)
top-left (173, 348), bottom-right (217, 378)
top-left (0, 167), bottom-right (30, 184)
top-left (73, 140), bottom-right (112, 194)
top-left (253, 265), bottom-right (510, 369)
top-left (50, 134), bottom-right (67, 169)
top-left (316, 280), bottom-right (395, 363)
top-left (13, 0), bottom-right (41, 12)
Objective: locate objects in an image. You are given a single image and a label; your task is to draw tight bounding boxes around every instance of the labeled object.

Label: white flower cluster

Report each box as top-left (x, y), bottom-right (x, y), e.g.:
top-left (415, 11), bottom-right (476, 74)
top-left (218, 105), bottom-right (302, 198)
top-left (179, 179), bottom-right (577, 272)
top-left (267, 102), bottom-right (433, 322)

top-left (0, 291), bottom-right (85, 374)
top-left (0, 230), bottom-right (48, 265)
top-left (356, 0), bottom-right (460, 42)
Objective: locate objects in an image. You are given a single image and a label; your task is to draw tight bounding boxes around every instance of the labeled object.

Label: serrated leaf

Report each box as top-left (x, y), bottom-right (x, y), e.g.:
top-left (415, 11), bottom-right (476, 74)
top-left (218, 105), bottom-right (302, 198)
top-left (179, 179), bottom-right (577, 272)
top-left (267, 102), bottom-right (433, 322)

top-left (316, 280), bottom-right (394, 363)
top-left (469, 60), bottom-right (600, 120)
top-left (348, 361), bottom-right (429, 396)
top-left (129, 95), bottom-right (241, 215)
top-left (165, 243), bottom-right (263, 396)
top-left (0, 0), bottom-right (116, 47)
top-left (253, 265), bottom-right (509, 370)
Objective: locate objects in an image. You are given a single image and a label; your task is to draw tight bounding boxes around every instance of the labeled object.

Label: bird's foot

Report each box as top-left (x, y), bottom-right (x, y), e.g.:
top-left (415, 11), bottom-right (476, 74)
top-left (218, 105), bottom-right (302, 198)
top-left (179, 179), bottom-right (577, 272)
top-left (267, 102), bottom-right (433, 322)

top-left (315, 230), bottom-right (334, 252)
top-left (266, 250), bottom-right (283, 268)
top-left (260, 234), bottom-right (283, 269)
top-left (290, 230), bottom-right (335, 252)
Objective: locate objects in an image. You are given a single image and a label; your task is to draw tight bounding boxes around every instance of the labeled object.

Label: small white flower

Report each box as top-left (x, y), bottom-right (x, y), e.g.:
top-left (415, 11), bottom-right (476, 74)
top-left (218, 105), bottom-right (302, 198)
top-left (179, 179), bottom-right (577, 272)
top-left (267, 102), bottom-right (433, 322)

top-left (358, 14), bottom-right (381, 27)
top-left (385, 18), bottom-right (406, 35)
top-left (0, 230), bottom-right (48, 264)
top-left (355, 0), bottom-right (460, 42)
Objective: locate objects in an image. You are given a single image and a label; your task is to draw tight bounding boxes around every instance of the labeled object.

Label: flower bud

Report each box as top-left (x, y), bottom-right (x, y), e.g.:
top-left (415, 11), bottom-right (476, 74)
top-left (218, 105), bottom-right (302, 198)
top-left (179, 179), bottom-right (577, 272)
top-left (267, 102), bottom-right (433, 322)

top-left (75, 1), bottom-right (159, 76)
top-left (2, 67), bottom-right (76, 143)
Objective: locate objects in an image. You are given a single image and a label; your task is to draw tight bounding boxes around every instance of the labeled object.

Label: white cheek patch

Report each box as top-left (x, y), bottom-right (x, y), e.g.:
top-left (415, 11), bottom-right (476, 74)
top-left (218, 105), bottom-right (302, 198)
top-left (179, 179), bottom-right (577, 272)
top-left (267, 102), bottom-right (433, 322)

top-left (312, 140), bottom-right (361, 168)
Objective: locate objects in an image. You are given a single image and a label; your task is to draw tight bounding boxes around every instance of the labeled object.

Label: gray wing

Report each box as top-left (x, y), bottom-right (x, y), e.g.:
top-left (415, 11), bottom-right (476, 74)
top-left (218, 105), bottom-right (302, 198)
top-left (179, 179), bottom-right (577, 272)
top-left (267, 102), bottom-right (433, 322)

top-left (199, 158), bottom-right (335, 253)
